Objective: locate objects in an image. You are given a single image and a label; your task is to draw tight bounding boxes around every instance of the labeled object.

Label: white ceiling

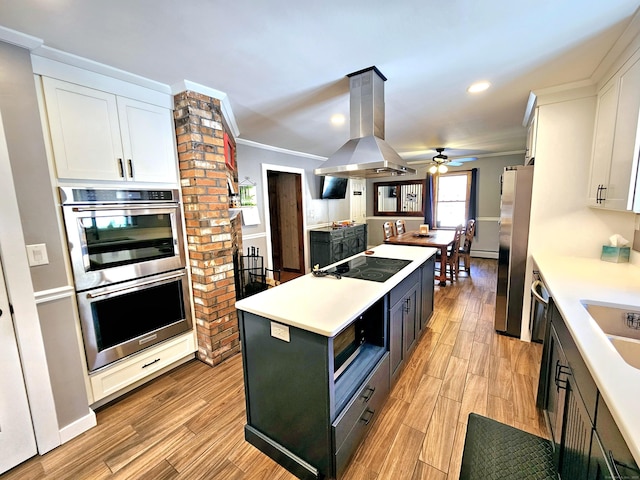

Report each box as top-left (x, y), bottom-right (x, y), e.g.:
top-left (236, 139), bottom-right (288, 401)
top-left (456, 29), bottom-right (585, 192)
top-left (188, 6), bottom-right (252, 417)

top-left (0, 1), bottom-right (639, 163)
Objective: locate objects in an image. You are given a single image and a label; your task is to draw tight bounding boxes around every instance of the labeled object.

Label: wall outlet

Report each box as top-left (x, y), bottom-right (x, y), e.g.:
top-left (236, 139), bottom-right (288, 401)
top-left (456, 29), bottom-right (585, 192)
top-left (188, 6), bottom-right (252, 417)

top-left (270, 321), bottom-right (290, 342)
top-left (26, 243), bottom-right (49, 266)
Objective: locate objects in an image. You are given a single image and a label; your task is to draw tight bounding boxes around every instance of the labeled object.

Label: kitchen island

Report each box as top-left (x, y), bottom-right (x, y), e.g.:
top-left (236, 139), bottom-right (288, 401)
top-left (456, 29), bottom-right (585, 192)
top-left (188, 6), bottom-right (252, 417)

top-left (533, 253), bottom-right (640, 476)
top-left (235, 244), bottom-right (436, 480)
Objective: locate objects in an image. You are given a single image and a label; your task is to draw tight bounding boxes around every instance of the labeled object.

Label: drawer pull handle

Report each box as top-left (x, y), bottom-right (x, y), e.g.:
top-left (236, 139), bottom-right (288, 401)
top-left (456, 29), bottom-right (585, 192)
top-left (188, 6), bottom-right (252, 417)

top-left (362, 386), bottom-right (376, 402)
top-left (142, 358), bottom-right (161, 369)
top-left (360, 408), bottom-right (375, 425)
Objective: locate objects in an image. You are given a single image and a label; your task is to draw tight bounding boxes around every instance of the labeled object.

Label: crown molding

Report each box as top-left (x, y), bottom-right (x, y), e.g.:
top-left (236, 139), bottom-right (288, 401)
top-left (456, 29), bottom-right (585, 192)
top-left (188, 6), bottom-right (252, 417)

top-left (591, 6), bottom-right (640, 85)
top-left (0, 25), bottom-right (43, 50)
top-left (236, 138), bottom-right (327, 161)
top-left (31, 45), bottom-right (171, 95)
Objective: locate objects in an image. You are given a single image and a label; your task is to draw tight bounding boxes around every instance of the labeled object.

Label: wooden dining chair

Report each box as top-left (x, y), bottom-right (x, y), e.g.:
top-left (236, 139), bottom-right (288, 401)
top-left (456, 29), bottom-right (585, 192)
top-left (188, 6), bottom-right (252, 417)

top-left (395, 219), bottom-right (406, 235)
top-left (459, 218), bottom-right (476, 276)
top-left (436, 224), bottom-right (465, 283)
top-left (383, 221), bottom-right (396, 240)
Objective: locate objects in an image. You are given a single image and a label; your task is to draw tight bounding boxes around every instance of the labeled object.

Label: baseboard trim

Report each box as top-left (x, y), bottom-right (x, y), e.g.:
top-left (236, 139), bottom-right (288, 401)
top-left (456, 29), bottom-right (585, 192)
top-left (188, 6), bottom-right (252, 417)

top-left (471, 251), bottom-right (498, 259)
top-left (245, 425), bottom-right (320, 479)
top-left (58, 409), bottom-right (97, 444)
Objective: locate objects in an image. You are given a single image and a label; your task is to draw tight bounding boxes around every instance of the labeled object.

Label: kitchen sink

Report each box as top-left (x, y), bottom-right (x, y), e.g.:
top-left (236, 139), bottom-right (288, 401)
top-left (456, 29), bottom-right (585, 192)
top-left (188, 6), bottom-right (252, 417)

top-left (582, 301), bottom-right (640, 369)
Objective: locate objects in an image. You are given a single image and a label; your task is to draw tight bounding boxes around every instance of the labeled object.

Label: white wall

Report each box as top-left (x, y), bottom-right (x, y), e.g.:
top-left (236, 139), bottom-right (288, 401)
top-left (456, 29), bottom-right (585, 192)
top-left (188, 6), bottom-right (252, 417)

top-left (524, 87), bottom-right (638, 340)
top-left (529, 92), bottom-right (636, 259)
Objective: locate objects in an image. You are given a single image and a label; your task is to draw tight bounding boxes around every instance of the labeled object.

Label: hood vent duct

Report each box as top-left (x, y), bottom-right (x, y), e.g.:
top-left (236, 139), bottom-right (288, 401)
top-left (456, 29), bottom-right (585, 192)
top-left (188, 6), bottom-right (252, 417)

top-left (315, 66), bottom-right (416, 179)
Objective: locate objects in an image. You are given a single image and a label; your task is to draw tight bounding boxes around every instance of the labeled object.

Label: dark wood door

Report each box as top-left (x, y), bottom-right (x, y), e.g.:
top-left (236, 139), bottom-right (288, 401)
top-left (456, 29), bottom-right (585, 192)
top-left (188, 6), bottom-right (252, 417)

top-left (267, 171), bottom-right (304, 274)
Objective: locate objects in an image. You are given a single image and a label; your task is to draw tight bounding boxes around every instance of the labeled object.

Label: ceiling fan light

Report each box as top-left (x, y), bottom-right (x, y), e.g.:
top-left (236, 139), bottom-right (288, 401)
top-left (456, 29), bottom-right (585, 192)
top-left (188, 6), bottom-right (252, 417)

top-left (429, 164), bottom-right (438, 174)
top-left (438, 164), bottom-right (448, 174)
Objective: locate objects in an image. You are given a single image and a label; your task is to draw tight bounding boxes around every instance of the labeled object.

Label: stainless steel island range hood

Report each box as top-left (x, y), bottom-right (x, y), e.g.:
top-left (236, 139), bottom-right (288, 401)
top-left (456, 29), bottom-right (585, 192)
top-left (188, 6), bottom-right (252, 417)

top-left (314, 67), bottom-right (416, 179)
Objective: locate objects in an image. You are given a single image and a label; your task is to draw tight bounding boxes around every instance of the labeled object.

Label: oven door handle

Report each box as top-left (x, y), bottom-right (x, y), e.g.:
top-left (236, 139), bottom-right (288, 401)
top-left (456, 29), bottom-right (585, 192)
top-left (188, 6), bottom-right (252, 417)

top-left (71, 204), bottom-right (177, 212)
top-left (86, 271), bottom-right (185, 298)
top-left (531, 280), bottom-right (548, 306)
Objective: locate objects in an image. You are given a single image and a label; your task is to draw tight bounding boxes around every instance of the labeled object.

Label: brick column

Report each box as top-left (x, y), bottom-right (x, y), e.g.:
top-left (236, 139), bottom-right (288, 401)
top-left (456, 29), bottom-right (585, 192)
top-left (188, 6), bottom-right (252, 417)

top-left (174, 91), bottom-right (241, 366)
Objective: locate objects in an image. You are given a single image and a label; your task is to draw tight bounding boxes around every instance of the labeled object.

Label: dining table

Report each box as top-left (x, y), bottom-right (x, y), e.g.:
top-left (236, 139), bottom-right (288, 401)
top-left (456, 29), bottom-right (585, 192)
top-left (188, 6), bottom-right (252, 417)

top-left (384, 229), bottom-right (456, 286)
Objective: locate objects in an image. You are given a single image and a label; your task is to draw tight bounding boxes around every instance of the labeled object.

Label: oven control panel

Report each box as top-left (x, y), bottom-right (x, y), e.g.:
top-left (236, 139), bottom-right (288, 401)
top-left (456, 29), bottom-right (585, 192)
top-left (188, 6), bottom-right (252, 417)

top-left (60, 187), bottom-right (177, 204)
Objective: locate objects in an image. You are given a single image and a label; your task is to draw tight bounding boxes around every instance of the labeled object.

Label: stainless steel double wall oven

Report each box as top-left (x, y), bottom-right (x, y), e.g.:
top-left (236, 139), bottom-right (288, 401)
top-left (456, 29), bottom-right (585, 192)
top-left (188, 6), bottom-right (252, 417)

top-left (60, 187), bottom-right (192, 372)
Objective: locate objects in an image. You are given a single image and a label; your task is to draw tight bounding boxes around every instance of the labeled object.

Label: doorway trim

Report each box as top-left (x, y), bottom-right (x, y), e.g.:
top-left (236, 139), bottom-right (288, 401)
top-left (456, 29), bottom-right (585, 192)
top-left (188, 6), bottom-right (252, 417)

top-left (0, 110), bottom-right (59, 453)
top-left (261, 163), bottom-right (308, 273)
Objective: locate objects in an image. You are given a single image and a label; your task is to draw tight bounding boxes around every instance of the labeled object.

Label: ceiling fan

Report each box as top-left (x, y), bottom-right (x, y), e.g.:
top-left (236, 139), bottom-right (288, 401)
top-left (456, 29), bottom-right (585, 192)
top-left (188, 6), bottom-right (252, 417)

top-left (425, 148), bottom-right (477, 174)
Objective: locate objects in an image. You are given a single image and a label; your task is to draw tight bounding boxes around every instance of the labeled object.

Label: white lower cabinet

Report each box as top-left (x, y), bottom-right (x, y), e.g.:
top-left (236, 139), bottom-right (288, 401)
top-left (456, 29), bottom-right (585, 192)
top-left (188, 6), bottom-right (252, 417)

top-left (89, 332), bottom-right (195, 402)
top-left (42, 77), bottom-right (178, 184)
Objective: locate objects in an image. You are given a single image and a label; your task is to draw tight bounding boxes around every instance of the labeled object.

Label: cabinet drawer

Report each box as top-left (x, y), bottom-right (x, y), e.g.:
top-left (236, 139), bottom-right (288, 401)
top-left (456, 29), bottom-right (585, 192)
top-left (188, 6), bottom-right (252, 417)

top-left (389, 270), bottom-right (420, 306)
top-left (551, 310), bottom-right (598, 421)
top-left (90, 332), bottom-right (195, 401)
top-left (333, 354), bottom-right (389, 454)
top-left (595, 395), bottom-right (639, 477)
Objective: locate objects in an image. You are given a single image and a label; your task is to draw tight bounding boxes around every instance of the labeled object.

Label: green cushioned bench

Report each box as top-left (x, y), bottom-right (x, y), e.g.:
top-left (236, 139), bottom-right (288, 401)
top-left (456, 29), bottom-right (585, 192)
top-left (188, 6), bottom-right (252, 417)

top-left (459, 413), bottom-right (556, 480)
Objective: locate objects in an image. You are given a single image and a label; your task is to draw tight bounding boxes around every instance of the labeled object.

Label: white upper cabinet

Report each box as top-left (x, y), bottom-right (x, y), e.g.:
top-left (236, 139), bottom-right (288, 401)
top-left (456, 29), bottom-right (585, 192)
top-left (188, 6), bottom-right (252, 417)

top-left (524, 107), bottom-right (538, 165)
top-left (587, 52), bottom-right (640, 210)
top-left (42, 77), bottom-right (178, 184)
top-left (116, 97), bottom-right (178, 183)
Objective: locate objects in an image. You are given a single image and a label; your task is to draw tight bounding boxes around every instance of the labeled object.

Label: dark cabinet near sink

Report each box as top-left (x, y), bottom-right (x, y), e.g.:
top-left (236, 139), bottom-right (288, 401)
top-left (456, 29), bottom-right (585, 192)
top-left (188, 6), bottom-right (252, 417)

top-left (589, 395), bottom-right (640, 480)
top-left (538, 299), bottom-right (639, 480)
top-left (310, 224), bottom-right (367, 268)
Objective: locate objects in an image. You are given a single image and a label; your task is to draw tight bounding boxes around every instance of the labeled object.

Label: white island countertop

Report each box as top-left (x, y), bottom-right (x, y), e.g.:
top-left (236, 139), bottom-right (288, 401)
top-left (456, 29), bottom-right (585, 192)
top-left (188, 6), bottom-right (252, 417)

top-left (533, 252), bottom-right (640, 465)
top-left (235, 244), bottom-right (437, 337)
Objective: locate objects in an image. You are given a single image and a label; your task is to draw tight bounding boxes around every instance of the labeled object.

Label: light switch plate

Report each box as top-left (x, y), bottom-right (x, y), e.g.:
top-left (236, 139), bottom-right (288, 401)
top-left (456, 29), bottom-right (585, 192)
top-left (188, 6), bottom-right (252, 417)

top-left (270, 321), bottom-right (290, 342)
top-left (26, 243), bottom-right (49, 266)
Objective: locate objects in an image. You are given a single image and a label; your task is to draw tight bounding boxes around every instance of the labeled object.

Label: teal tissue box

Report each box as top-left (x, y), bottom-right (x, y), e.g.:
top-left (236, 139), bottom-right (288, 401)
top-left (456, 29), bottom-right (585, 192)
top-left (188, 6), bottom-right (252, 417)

top-left (601, 245), bottom-right (630, 263)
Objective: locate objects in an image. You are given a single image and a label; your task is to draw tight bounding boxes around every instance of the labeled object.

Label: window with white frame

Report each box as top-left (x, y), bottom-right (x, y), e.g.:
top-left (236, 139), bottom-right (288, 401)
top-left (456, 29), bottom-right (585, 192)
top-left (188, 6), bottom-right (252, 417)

top-left (434, 171), bottom-right (472, 228)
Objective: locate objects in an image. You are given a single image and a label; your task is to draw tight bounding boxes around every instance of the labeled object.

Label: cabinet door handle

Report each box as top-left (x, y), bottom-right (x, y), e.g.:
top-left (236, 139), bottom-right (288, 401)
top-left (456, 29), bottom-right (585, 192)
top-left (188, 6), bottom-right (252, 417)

top-left (360, 408), bottom-right (375, 425)
top-left (609, 450), bottom-right (622, 480)
top-left (127, 159), bottom-right (134, 178)
top-left (609, 449), bottom-right (640, 478)
top-left (554, 360), bottom-right (571, 391)
top-left (404, 298), bottom-right (411, 314)
top-left (117, 158), bottom-right (125, 178)
top-left (361, 386), bottom-right (376, 402)
top-left (596, 184), bottom-right (607, 204)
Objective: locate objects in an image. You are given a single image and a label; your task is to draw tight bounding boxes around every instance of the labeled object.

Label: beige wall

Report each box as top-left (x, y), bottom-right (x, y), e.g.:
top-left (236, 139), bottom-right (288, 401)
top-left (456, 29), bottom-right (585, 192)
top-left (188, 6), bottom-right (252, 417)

top-left (366, 154), bottom-right (522, 255)
top-left (0, 40), bottom-right (90, 431)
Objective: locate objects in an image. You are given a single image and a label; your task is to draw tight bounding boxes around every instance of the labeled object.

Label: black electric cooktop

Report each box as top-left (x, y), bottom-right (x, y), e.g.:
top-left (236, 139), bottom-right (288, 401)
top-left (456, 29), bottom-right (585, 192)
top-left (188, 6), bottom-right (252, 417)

top-left (326, 256), bottom-right (411, 282)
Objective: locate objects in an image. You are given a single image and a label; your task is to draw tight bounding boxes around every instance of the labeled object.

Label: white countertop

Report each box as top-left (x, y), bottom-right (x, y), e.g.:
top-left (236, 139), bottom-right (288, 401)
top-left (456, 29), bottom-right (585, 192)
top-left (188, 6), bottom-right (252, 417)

top-left (235, 244), bottom-right (437, 337)
top-left (533, 252), bottom-right (640, 464)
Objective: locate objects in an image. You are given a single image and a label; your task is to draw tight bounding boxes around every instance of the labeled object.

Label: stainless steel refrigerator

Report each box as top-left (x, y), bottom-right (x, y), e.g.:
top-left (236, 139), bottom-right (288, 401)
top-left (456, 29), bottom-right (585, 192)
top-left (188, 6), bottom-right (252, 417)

top-left (495, 165), bottom-right (534, 337)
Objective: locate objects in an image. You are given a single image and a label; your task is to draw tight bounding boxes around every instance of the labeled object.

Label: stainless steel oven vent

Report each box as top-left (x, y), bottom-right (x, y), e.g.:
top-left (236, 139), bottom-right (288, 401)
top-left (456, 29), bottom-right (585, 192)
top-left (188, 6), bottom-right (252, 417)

top-left (314, 66), bottom-right (416, 179)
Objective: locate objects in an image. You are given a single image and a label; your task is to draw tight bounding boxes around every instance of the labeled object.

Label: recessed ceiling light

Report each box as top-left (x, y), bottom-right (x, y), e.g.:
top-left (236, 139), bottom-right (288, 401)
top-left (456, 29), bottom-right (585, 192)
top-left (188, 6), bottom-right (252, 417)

top-left (467, 81), bottom-right (491, 93)
top-left (330, 114), bottom-right (346, 126)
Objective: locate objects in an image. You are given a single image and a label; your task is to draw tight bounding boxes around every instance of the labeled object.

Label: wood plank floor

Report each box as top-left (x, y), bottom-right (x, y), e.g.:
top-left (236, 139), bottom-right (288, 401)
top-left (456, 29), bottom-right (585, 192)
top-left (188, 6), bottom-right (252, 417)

top-left (2, 259), bottom-right (546, 480)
